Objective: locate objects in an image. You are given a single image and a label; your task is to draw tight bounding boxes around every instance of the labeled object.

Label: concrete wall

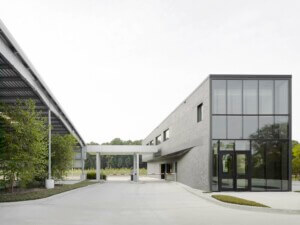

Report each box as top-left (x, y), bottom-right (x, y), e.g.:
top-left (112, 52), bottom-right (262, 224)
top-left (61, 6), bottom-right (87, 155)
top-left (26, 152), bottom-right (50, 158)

top-left (143, 77), bottom-right (211, 191)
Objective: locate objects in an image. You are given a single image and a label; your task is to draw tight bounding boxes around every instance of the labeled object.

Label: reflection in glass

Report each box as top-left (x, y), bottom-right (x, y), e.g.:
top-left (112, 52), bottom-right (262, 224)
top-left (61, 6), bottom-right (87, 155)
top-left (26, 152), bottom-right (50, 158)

top-left (281, 141), bottom-right (289, 191)
top-left (212, 80), bottom-right (226, 114)
top-left (236, 154), bottom-right (247, 175)
top-left (259, 80), bottom-right (274, 114)
top-left (222, 179), bottom-right (233, 189)
top-left (235, 140), bottom-right (250, 150)
top-left (251, 141), bottom-right (266, 190)
top-left (227, 116), bottom-right (242, 139)
top-left (237, 179), bottom-right (248, 189)
top-left (222, 154), bottom-right (233, 175)
top-left (212, 141), bottom-right (218, 191)
top-left (220, 140), bottom-right (234, 151)
top-left (259, 116), bottom-right (274, 139)
top-left (243, 80), bottom-right (258, 114)
top-left (243, 116), bottom-right (258, 139)
top-left (227, 80), bottom-right (242, 114)
top-left (212, 116), bottom-right (226, 139)
top-left (275, 116), bottom-right (289, 139)
top-left (266, 141), bottom-right (282, 190)
top-left (275, 80), bottom-right (289, 114)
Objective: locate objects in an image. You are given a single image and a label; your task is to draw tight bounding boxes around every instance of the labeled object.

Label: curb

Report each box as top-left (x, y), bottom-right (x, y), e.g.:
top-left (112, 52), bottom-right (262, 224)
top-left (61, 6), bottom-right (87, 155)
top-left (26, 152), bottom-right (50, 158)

top-left (175, 182), bottom-right (300, 215)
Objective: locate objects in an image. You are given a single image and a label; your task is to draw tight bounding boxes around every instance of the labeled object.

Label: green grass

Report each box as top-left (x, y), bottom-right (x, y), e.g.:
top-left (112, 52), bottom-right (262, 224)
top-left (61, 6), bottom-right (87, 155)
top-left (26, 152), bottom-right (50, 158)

top-left (0, 181), bottom-right (97, 203)
top-left (211, 194), bottom-right (270, 208)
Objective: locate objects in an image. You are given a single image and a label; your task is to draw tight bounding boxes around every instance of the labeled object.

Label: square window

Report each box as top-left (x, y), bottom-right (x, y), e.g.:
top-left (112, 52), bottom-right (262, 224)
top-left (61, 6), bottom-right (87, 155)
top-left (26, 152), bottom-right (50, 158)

top-left (163, 129), bottom-right (170, 141)
top-left (155, 135), bottom-right (162, 145)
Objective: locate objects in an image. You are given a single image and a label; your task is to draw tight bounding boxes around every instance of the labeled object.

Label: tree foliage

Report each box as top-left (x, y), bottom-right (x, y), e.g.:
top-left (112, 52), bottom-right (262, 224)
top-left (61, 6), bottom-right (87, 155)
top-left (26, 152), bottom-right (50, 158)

top-left (0, 100), bottom-right (48, 191)
top-left (51, 134), bottom-right (77, 180)
top-left (292, 144), bottom-right (300, 178)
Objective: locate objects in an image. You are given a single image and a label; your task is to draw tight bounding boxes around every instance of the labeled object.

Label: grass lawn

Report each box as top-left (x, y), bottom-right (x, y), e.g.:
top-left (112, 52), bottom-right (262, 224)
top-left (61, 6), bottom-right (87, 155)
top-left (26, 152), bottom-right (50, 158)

top-left (0, 181), bottom-right (97, 203)
top-left (211, 194), bottom-right (270, 208)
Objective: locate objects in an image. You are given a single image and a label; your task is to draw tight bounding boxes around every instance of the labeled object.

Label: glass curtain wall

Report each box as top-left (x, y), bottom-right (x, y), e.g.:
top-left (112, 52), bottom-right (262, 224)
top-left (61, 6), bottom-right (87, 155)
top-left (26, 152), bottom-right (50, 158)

top-left (211, 79), bottom-right (290, 191)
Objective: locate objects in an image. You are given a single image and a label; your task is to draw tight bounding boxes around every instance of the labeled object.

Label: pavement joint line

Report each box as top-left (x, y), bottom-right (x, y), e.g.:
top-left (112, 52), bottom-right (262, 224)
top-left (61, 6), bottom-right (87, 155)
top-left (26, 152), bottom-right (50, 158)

top-left (173, 181), bottom-right (300, 215)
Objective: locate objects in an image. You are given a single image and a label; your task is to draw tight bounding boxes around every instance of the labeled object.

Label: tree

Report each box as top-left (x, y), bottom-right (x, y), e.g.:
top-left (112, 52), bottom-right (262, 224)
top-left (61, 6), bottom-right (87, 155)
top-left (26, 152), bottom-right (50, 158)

top-left (292, 144), bottom-right (300, 178)
top-left (51, 134), bottom-right (77, 180)
top-left (0, 100), bottom-right (48, 192)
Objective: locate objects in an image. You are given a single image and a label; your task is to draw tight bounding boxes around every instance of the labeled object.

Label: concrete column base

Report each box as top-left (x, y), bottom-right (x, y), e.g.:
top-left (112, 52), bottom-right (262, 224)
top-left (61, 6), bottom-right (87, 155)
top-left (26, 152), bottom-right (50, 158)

top-left (45, 179), bottom-right (54, 189)
top-left (80, 173), bottom-right (86, 180)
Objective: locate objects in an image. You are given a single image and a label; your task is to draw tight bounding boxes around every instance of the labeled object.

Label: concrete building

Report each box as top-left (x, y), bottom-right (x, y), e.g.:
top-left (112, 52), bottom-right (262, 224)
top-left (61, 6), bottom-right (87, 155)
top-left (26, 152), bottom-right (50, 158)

top-left (143, 75), bottom-right (292, 192)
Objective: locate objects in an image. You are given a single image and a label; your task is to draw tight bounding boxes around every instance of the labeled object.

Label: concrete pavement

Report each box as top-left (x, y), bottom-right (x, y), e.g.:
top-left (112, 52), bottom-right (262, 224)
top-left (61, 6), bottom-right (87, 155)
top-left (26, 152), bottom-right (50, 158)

top-left (0, 180), bottom-right (299, 225)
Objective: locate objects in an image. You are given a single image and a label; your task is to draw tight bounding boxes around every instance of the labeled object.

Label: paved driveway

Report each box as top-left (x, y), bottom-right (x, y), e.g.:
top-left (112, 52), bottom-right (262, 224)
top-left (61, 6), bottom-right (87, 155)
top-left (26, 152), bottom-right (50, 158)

top-left (0, 181), bottom-right (299, 225)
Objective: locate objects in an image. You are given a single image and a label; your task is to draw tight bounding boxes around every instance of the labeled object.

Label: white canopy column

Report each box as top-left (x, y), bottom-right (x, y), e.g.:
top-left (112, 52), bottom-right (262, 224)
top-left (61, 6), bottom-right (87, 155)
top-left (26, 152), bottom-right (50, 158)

top-left (96, 153), bottom-right (101, 181)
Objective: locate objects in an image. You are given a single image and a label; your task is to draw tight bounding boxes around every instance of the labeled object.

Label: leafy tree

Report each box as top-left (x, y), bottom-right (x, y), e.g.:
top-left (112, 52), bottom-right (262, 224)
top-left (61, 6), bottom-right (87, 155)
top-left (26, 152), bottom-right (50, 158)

top-left (0, 100), bottom-right (48, 192)
top-left (292, 144), bottom-right (300, 178)
top-left (51, 134), bottom-right (77, 180)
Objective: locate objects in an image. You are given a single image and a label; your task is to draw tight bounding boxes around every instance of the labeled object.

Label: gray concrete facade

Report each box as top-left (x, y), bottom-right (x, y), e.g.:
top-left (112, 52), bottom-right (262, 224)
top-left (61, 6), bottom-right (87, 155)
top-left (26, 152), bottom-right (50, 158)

top-left (143, 77), bottom-right (211, 191)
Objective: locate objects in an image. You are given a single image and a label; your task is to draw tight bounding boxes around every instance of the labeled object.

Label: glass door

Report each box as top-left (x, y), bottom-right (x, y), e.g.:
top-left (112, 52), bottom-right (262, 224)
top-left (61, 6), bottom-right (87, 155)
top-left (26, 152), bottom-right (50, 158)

top-left (219, 151), bottom-right (234, 191)
top-left (235, 152), bottom-right (250, 191)
top-left (219, 151), bottom-right (250, 191)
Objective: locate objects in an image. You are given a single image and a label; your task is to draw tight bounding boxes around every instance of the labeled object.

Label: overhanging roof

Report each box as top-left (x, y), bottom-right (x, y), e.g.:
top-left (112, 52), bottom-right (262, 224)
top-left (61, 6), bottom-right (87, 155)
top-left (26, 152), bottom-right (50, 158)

top-left (85, 145), bottom-right (158, 155)
top-left (0, 20), bottom-right (85, 147)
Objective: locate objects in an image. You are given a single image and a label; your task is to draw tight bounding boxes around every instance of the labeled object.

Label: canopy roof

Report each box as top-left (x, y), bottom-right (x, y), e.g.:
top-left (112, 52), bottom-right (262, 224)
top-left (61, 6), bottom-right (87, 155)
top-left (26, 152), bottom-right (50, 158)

top-left (0, 20), bottom-right (85, 147)
top-left (85, 145), bottom-right (158, 155)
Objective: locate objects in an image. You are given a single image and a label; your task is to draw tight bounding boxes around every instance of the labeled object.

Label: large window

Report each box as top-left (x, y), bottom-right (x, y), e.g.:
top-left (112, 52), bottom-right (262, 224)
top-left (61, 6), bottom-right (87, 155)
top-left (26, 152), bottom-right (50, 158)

top-left (275, 80), bottom-right (289, 114)
top-left (259, 80), bottom-right (274, 114)
top-left (227, 80), bottom-right (242, 114)
top-left (243, 116), bottom-right (258, 139)
top-left (227, 116), bottom-right (242, 139)
top-left (212, 116), bottom-right (226, 139)
top-left (212, 80), bottom-right (226, 114)
top-left (243, 80), bottom-right (258, 114)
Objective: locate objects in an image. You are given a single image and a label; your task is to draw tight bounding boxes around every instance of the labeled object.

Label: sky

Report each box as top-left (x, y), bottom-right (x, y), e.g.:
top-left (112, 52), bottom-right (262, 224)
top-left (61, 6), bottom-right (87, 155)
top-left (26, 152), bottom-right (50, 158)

top-left (0, 0), bottom-right (299, 143)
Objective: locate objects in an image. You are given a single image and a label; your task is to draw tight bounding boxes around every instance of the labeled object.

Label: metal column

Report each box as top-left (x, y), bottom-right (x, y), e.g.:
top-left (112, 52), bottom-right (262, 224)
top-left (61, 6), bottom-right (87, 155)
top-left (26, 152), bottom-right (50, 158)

top-left (48, 109), bottom-right (51, 179)
top-left (136, 153), bottom-right (139, 182)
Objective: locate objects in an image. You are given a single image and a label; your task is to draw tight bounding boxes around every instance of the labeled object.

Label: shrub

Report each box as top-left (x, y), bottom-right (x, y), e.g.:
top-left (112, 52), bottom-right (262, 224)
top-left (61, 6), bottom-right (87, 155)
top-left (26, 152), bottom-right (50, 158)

top-left (86, 171), bottom-right (106, 180)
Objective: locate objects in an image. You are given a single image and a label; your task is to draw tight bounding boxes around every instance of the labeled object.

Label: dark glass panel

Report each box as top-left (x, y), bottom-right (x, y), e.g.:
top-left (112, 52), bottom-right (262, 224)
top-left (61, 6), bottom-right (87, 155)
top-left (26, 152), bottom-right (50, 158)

top-left (222, 154), bottom-right (233, 175)
top-left (259, 116), bottom-right (274, 139)
top-left (243, 116), bottom-right (258, 139)
top-left (212, 80), bottom-right (226, 114)
top-left (243, 80), bottom-right (258, 114)
top-left (236, 154), bottom-right (247, 175)
top-left (251, 140), bottom-right (266, 190)
top-left (275, 80), bottom-right (289, 114)
top-left (281, 141), bottom-right (289, 191)
top-left (266, 141), bottom-right (282, 190)
top-left (212, 140), bottom-right (218, 191)
top-left (259, 80), bottom-right (274, 114)
top-left (227, 80), bottom-right (242, 114)
top-left (227, 116), bottom-right (242, 139)
top-left (221, 179), bottom-right (233, 189)
top-left (212, 116), bottom-right (226, 139)
top-left (274, 116), bottom-right (289, 139)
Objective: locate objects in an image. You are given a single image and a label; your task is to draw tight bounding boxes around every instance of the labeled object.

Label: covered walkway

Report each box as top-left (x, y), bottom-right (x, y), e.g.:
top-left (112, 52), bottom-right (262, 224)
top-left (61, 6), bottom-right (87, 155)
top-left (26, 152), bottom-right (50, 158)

top-left (85, 145), bottom-right (158, 182)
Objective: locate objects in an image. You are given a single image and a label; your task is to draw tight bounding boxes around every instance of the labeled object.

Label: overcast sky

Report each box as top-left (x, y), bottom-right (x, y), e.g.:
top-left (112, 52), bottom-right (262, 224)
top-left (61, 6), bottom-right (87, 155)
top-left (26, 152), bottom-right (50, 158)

top-left (0, 0), bottom-right (299, 143)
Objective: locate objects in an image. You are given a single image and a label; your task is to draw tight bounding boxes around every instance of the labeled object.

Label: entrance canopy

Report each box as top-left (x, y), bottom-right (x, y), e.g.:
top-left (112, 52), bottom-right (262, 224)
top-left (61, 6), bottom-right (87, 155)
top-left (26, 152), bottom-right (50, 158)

top-left (85, 145), bottom-right (158, 155)
top-left (84, 145), bottom-right (158, 182)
